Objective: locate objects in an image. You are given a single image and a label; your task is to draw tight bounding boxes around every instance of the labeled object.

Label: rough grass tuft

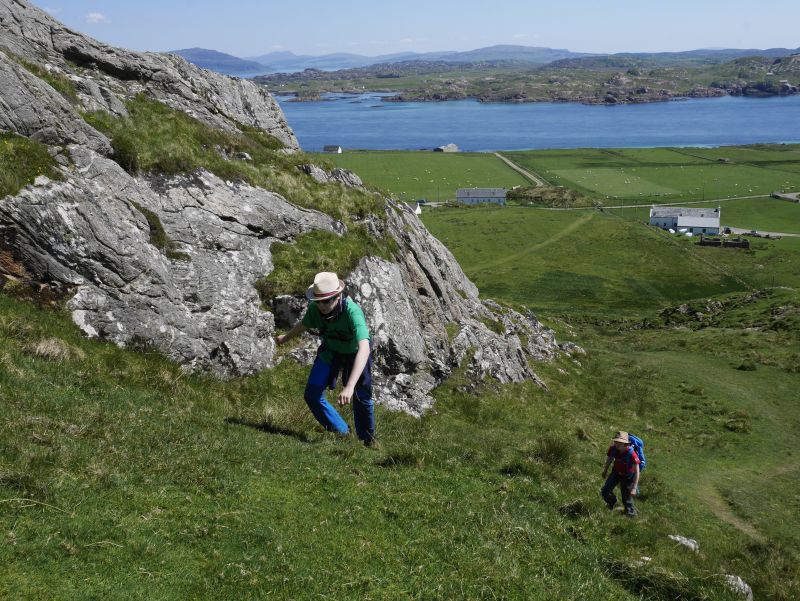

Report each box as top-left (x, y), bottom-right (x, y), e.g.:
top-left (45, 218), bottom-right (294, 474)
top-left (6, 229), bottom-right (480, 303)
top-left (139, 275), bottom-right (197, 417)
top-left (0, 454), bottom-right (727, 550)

top-left (0, 131), bottom-right (63, 199)
top-left (256, 226), bottom-right (396, 300)
top-left (23, 337), bottom-right (85, 362)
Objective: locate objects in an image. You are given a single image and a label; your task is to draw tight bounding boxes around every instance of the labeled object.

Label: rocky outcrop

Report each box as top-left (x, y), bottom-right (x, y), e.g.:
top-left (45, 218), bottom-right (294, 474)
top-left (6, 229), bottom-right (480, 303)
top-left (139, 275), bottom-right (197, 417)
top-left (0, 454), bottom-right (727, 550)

top-left (298, 164), bottom-right (365, 188)
top-left (0, 0), bottom-right (297, 149)
top-left (0, 0), bottom-right (561, 413)
top-left (343, 202), bottom-right (559, 413)
top-left (0, 51), bottom-right (111, 154)
top-left (0, 145), bottom-right (341, 376)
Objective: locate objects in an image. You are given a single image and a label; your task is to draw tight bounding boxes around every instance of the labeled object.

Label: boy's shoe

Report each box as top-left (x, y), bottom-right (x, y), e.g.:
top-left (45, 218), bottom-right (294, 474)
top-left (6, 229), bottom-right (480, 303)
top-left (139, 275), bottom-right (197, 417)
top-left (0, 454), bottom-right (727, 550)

top-left (607, 501), bottom-right (616, 511)
top-left (364, 439), bottom-right (381, 450)
top-left (625, 508), bottom-right (638, 518)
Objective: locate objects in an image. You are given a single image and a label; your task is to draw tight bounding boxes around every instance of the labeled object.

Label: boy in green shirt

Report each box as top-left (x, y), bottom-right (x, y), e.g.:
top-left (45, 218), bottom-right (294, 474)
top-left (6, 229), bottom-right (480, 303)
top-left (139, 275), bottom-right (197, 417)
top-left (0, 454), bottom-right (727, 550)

top-left (275, 272), bottom-right (376, 445)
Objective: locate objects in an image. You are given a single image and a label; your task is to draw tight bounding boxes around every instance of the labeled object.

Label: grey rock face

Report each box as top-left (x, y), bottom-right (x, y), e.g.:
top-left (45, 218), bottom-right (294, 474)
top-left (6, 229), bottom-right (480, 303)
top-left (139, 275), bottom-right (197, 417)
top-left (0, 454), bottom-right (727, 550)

top-left (0, 52), bottom-right (111, 154)
top-left (0, 146), bottom-right (340, 376)
top-left (0, 0), bottom-right (297, 149)
top-left (342, 201), bottom-right (559, 413)
top-left (298, 164), bottom-right (365, 189)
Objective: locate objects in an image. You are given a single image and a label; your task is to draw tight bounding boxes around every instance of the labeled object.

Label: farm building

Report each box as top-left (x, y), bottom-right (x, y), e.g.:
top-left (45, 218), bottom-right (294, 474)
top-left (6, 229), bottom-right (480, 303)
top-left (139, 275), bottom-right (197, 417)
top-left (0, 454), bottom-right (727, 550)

top-left (434, 143), bottom-right (459, 153)
top-left (649, 206), bottom-right (721, 235)
top-left (323, 145), bottom-right (343, 154)
top-left (456, 188), bottom-right (507, 206)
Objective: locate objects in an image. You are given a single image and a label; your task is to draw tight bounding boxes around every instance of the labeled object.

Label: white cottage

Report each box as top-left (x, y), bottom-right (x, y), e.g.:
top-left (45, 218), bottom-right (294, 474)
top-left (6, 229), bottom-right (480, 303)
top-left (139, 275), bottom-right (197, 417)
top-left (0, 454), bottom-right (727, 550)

top-left (649, 206), bottom-right (720, 235)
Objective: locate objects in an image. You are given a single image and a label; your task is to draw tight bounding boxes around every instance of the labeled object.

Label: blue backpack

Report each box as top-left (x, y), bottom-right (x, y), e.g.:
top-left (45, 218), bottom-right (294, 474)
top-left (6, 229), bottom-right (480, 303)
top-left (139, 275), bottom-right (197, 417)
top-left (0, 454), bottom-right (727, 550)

top-left (628, 434), bottom-right (647, 471)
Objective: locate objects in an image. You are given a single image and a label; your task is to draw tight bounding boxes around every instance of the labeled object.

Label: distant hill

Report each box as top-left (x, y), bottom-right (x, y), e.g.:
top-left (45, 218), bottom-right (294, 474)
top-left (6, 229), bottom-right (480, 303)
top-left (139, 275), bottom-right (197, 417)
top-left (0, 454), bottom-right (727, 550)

top-left (248, 46), bottom-right (590, 72)
top-left (169, 48), bottom-right (269, 76)
top-left (175, 45), bottom-right (800, 78)
top-left (624, 47), bottom-right (800, 63)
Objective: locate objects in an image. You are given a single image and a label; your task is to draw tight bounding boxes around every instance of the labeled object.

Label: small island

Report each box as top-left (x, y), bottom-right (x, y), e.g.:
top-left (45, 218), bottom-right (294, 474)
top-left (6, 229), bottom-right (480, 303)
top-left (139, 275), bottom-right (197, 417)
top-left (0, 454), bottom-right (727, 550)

top-left (256, 54), bottom-right (800, 105)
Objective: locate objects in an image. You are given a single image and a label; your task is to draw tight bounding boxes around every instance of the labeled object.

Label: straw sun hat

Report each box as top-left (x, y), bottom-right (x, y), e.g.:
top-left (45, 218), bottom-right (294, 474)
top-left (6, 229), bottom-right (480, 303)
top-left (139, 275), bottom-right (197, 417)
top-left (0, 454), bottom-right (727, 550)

top-left (612, 431), bottom-right (631, 444)
top-left (306, 272), bottom-right (345, 301)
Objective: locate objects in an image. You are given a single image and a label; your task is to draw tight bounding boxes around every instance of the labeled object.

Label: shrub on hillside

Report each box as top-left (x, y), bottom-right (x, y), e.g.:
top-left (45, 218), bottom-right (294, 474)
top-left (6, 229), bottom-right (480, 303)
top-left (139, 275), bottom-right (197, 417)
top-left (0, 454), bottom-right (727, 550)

top-left (507, 185), bottom-right (594, 208)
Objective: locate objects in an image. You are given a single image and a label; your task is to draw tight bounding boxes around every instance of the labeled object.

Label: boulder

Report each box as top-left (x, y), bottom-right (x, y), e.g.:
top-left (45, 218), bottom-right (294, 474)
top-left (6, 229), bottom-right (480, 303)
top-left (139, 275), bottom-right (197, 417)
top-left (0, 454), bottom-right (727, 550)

top-left (723, 575), bottom-right (753, 601)
top-left (0, 145), bottom-right (341, 376)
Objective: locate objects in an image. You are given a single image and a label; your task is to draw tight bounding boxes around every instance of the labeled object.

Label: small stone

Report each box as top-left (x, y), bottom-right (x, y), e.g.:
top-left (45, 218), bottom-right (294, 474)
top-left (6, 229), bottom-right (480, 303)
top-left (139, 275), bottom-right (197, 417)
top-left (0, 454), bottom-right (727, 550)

top-left (723, 575), bottom-right (753, 601)
top-left (668, 534), bottom-right (699, 552)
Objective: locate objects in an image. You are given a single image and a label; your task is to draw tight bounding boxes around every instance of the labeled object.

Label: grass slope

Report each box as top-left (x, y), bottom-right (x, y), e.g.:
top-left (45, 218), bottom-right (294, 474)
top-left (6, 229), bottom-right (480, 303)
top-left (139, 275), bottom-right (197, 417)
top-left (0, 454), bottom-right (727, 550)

top-left (5, 289), bottom-right (798, 600)
top-left (314, 150), bottom-right (529, 202)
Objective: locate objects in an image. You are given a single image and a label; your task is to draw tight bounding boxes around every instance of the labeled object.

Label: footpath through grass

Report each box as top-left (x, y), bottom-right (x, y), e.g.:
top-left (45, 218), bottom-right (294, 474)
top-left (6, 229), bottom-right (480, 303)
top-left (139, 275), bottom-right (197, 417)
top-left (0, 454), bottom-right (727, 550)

top-left (314, 150), bottom-right (529, 202)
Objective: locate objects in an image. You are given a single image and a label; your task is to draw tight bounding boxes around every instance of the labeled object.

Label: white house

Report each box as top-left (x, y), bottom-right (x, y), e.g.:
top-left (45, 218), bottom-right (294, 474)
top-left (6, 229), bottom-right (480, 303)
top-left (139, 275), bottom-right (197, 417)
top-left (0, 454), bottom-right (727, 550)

top-left (323, 145), bottom-right (343, 154)
top-left (456, 188), bottom-right (506, 206)
top-left (649, 206), bottom-right (720, 235)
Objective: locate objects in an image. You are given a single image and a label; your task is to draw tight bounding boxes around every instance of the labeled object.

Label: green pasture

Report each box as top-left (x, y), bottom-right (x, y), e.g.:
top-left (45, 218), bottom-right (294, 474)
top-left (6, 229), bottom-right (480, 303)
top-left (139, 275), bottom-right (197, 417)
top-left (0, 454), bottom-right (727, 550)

top-left (313, 151), bottom-right (529, 201)
top-left (503, 146), bottom-right (800, 204)
top-left (720, 198), bottom-right (800, 233)
top-left (422, 206), bottom-right (800, 314)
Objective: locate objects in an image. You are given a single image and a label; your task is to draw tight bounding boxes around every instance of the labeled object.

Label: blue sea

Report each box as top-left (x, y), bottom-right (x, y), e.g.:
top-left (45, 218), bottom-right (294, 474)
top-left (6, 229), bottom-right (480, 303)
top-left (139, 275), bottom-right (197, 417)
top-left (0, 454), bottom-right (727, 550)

top-left (275, 93), bottom-right (800, 152)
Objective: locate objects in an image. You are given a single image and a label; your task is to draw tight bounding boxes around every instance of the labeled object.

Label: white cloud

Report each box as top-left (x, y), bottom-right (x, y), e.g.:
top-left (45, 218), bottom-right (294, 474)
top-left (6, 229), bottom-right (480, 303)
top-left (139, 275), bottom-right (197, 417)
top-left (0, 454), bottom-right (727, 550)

top-left (43, 7), bottom-right (61, 14)
top-left (85, 12), bottom-right (110, 25)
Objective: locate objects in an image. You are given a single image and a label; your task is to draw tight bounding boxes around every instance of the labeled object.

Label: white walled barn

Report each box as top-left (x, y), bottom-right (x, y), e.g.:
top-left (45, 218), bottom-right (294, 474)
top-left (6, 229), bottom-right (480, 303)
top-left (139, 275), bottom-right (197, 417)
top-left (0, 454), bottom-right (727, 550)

top-left (649, 206), bottom-right (721, 235)
top-left (456, 188), bottom-right (507, 206)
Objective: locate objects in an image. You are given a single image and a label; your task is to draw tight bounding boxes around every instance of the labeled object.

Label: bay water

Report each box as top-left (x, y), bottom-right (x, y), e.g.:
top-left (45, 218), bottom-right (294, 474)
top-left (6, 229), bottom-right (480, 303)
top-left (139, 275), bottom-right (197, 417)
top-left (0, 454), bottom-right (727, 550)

top-left (276, 93), bottom-right (800, 152)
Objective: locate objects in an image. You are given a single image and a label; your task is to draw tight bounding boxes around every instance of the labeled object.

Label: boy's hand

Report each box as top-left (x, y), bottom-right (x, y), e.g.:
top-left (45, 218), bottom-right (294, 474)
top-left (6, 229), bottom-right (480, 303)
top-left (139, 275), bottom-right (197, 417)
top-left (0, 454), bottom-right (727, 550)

top-left (629, 484), bottom-right (638, 496)
top-left (338, 385), bottom-right (354, 406)
top-left (275, 334), bottom-right (287, 345)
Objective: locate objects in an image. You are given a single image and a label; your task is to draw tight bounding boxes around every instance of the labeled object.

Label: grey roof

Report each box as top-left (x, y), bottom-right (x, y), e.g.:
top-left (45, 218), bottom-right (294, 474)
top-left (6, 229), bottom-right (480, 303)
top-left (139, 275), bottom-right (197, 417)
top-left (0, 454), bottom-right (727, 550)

top-left (456, 188), bottom-right (507, 198)
top-left (649, 206), bottom-right (719, 218)
top-left (677, 216), bottom-right (720, 228)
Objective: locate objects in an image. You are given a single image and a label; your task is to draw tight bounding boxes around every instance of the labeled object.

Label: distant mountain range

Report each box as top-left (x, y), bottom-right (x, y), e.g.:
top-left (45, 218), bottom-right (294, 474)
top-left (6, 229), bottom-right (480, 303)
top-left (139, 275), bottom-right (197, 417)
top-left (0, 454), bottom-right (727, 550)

top-left (169, 45), bottom-right (800, 77)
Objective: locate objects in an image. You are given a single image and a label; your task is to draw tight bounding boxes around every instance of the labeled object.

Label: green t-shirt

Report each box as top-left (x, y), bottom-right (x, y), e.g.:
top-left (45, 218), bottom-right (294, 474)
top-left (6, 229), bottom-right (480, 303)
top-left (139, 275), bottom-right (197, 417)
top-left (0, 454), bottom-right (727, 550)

top-left (302, 298), bottom-right (370, 358)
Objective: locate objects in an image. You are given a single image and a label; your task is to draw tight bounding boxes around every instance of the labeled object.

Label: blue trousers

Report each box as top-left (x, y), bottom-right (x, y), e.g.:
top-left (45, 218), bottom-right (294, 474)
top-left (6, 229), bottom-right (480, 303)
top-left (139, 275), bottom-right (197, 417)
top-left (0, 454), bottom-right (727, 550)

top-left (303, 352), bottom-right (375, 443)
top-left (601, 472), bottom-right (636, 514)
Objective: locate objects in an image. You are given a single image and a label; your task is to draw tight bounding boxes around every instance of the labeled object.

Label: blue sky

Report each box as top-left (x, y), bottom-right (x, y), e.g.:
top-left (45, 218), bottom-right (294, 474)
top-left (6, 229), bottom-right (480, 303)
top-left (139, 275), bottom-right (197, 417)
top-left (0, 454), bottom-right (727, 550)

top-left (33, 1), bottom-right (800, 58)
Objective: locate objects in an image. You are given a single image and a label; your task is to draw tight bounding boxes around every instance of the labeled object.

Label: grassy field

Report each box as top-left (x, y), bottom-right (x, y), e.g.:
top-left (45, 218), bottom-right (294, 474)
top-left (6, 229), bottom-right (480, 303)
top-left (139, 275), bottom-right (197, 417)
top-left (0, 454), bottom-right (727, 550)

top-left (502, 145), bottom-right (800, 205)
top-left (313, 150), bottom-right (529, 201)
top-left (422, 206), bottom-right (800, 314)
